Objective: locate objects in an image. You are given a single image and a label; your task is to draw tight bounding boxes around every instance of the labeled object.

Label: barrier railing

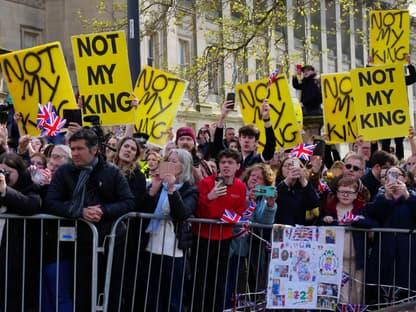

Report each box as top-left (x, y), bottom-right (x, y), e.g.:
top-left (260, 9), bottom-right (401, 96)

top-left (1, 213), bottom-right (415, 312)
top-left (0, 213), bottom-right (100, 312)
top-left (101, 214), bottom-right (416, 312)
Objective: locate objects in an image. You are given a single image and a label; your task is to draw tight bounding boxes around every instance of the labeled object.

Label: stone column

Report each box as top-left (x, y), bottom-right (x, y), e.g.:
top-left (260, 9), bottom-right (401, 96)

top-left (302, 115), bottom-right (323, 141)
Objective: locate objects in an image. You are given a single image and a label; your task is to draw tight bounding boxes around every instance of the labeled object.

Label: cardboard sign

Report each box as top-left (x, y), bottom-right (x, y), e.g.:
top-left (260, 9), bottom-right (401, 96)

top-left (267, 226), bottom-right (344, 310)
top-left (133, 66), bottom-right (188, 146)
top-left (350, 65), bottom-right (410, 141)
top-left (236, 75), bottom-right (302, 150)
top-left (321, 73), bottom-right (357, 144)
top-left (0, 42), bottom-right (77, 135)
top-left (370, 10), bottom-right (409, 65)
top-left (71, 31), bottom-right (134, 125)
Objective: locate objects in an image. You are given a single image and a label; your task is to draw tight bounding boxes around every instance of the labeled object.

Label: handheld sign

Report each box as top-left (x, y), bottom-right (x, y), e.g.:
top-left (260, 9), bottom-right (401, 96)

top-left (350, 65), bottom-right (410, 141)
top-left (370, 10), bottom-right (409, 65)
top-left (236, 75), bottom-right (302, 150)
top-left (71, 31), bottom-right (134, 125)
top-left (321, 73), bottom-right (357, 144)
top-left (133, 66), bottom-right (188, 147)
top-left (0, 42), bottom-right (77, 135)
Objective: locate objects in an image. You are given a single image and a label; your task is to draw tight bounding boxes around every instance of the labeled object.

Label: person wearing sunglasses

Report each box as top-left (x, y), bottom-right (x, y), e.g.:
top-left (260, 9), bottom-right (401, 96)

top-left (326, 153), bottom-right (371, 207)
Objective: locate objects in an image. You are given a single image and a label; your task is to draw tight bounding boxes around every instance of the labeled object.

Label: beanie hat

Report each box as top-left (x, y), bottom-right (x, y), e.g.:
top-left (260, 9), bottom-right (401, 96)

top-left (175, 127), bottom-right (196, 145)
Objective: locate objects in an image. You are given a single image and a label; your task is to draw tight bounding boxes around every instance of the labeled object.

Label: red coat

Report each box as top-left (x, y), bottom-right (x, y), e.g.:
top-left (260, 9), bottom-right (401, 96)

top-left (194, 174), bottom-right (246, 240)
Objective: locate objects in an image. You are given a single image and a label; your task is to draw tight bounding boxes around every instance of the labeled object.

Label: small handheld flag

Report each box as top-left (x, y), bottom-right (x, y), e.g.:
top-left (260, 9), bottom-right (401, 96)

top-left (289, 143), bottom-right (315, 161)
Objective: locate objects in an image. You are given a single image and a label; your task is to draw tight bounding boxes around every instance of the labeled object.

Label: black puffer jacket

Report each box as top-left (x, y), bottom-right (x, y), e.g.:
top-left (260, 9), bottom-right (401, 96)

top-left (45, 155), bottom-right (135, 241)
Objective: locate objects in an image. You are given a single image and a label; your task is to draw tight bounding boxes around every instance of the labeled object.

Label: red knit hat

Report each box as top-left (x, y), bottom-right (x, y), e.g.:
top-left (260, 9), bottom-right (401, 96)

top-left (175, 127), bottom-right (196, 145)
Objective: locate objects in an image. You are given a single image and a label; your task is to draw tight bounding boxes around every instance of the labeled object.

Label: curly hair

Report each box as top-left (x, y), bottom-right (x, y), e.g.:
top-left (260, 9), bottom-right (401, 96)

top-left (241, 163), bottom-right (276, 186)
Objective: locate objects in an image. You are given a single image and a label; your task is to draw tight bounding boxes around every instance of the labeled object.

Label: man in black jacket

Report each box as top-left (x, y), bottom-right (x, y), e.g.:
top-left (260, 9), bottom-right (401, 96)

top-left (45, 128), bottom-right (135, 312)
top-left (292, 65), bottom-right (323, 116)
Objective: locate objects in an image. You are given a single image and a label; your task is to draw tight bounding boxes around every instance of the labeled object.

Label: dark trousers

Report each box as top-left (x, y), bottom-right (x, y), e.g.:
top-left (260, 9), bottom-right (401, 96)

top-left (381, 137), bottom-right (404, 160)
top-left (190, 238), bottom-right (231, 312)
top-left (75, 241), bottom-right (124, 312)
top-left (146, 253), bottom-right (185, 312)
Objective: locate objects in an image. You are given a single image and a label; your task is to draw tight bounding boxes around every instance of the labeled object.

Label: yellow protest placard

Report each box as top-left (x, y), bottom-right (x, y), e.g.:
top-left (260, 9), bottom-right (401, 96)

top-left (236, 75), bottom-right (302, 149)
top-left (133, 66), bottom-right (188, 146)
top-left (321, 73), bottom-right (357, 144)
top-left (370, 10), bottom-right (409, 65)
top-left (350, 65), bottom-right (410, 141)
top-left (0, 42), bottom-right (77, 135)
top-left (71, 31), bottom-right (134, 125)
top-left (292, 97), bottom-right (303, 129)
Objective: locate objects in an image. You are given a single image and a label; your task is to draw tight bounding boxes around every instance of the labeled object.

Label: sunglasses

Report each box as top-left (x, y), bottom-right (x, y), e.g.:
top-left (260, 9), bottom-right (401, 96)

top-left (345, 163), bottom-right (362, 172)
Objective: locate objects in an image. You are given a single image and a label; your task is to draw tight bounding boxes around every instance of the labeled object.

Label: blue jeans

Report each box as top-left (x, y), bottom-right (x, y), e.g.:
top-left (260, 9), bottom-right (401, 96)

top-left (41, 260), bottom-right (73, 312)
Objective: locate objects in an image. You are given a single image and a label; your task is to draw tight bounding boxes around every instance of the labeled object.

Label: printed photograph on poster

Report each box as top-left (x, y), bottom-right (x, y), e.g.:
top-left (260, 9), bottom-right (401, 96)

top-left (267, 226), bottom-right (345, 310)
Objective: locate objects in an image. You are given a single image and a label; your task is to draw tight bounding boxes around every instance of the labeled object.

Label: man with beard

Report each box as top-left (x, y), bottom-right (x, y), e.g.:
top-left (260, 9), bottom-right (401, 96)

top-left (175, 126), bottom-right (204, 183)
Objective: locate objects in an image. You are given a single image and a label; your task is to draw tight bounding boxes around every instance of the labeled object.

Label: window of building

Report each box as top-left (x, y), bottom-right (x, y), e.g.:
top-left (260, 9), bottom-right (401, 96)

top-left (21, 26), bottom-right (42, 49)
top-left (207, 54), bottom-right (220, 94)
top-left (178, 38), bottom-right (191, 74)
top-left (147, 33), bottom-right (160, 68)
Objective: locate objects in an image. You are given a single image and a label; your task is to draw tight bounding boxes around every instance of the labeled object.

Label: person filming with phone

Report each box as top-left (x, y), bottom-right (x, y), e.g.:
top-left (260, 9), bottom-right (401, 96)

top-left (275, 157), bottom-right (320, 225)
top-left (213, 95), bottom-right (276, 177)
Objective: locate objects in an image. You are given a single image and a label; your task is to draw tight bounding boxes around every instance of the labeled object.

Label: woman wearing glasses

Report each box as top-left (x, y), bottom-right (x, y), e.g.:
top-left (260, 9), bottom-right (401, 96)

top-left (320, 177), bottom-right (366, 304)
top-left (361, 165), bottom-right (416, 303)
top-left (274, 157), bottom-right (320, 225)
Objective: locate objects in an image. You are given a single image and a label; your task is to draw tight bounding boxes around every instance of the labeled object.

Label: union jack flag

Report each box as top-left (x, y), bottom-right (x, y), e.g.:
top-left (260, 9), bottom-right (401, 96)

top-left (220, 209), bottom-right (245, 223)
top-left (338, 212), bottom-right (361, 224)
top-left (36, 102), bottom-right (53, 129)
top-left (317, 180), bottom-right (330, 194)
top-left (341, 272), bottom-right (350, 287)
top-left (242, 199), bottom-right (256, 219)
top-left (42, 113), bottom-right (66, 137)
top-left (290, 227), bottom-right (314, 241)
top-left (289, 143), bottom-right (316, 161)
top-left (336, 303), bottom-right (368, 312)
top-left (267, 69), bottom-right (280, 89)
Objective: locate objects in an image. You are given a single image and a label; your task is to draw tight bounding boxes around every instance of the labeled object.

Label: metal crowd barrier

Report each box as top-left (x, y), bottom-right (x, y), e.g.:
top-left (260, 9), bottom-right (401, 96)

top-left (101, 214), bottom-right (416, 312)
top-left (1, 212), bottom-right (416, 312)
top-left (0, 213), bottom-right (100, 312)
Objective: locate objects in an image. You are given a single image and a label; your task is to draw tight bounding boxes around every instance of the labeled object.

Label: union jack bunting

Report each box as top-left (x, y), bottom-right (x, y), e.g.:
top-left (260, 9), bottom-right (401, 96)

top-left (36, 102), bottom-right (53, 129)
top-left (335, 303), bottom-right (368, 312)
top-left (289, 143), bottom-right (316, 161)
top-left (266, 69), bottom-right (280, 88)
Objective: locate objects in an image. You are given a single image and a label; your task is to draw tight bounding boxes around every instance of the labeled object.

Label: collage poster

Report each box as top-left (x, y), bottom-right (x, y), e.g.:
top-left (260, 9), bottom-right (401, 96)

top-left (266, 226), bottom-right (345, 310)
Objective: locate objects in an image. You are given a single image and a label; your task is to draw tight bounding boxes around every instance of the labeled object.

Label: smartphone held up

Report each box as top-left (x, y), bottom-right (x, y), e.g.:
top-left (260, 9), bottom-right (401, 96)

top-left (226, 92), bottom-right (236, 110)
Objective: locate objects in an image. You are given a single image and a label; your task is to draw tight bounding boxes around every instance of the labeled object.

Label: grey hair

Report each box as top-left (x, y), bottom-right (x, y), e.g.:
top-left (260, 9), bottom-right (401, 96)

top-left (53, 144), bottom-right (72, 159)
top-left (165, 148), bottom-right (195, 185)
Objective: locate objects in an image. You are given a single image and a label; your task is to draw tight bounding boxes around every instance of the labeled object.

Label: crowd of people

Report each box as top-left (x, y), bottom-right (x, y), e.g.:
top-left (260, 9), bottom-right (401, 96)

top-left (0, 83), bottom-right (415, 312)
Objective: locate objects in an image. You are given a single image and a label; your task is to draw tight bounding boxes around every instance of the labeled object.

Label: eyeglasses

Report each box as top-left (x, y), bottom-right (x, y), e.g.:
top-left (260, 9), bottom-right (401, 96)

top-left (337, 190), bottom-right (357, 196)
top-left (50, 154), bottom-right (66, 160)
top-left (345, 163), bottom-right (362, 172)
top-left (407, 162), bottom-right (416, 166)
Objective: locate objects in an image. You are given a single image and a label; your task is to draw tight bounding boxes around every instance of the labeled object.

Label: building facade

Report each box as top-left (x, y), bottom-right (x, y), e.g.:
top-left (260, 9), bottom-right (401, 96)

top-left (0, 0), bottom-right (414, 140)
